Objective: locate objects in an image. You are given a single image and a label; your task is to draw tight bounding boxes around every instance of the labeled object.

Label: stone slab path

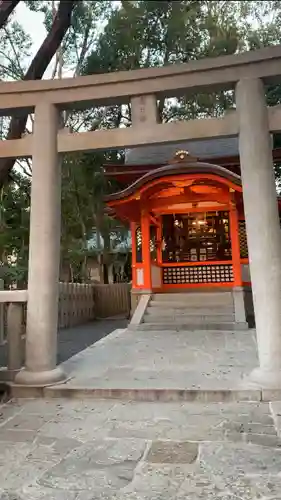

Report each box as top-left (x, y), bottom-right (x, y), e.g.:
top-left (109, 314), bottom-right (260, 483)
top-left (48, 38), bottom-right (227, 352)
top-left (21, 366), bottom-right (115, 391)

top-left (0, 319), bottom-right (128, 368)
top-left (1, 398), bottom-right (281, 499)
top-left (56, 320), bottom-right (128, 364)
top-left (41, 327), bottom-right (259, 400)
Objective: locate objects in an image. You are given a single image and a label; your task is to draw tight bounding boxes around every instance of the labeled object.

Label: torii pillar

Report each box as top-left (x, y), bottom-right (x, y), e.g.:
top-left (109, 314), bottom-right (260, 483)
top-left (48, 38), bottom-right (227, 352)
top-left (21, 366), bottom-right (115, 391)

top-left (15, 102), bottom-right (65, 385)
top-left (236, 78), bottom-right (281, 388)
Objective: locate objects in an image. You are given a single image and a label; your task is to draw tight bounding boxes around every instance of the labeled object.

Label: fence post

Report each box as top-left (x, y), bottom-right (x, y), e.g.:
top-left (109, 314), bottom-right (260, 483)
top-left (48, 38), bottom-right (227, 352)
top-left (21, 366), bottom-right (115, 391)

top-left (7, 302), bottom-right (23, 379)
top-left (0, 279), bottom-right (4, 345)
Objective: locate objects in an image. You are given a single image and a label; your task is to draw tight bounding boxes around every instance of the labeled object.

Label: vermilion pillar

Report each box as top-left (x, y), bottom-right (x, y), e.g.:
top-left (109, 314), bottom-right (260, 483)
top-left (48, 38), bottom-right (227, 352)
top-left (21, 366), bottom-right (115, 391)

top-left (229, 205), bottom-right (242, 287)
top-left (156, 216), bottom-right (162, 265)
top-left (229, 204), bottom-right (246, 325)
top-left (140, 210), bottom-right (152, 291)
top-left (131, 222), bottom-right (137, 288)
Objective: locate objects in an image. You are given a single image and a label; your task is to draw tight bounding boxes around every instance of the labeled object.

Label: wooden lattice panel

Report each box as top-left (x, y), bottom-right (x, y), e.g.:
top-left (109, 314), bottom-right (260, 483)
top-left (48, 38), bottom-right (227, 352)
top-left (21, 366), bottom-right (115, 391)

top-left (239, 221), bottom-right (248, 258)
top-left (136, 226), bottom-right (142, 263)
top-left (162, 265), bottom-right (234, 284)
top-left (150, 225), bottom-right (157, 259)
top-left (136, 226), bottom-right (142, 248)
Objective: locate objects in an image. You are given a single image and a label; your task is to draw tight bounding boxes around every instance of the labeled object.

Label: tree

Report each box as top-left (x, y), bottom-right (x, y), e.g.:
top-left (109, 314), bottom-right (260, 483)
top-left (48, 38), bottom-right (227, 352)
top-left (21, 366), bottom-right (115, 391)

top-left (83, 0), bottom-right (281, 188)
top-left (83, 1), bottom-right (258, 123)
top-left (0, 1), bottom-right (121, 285)
top-left (0, 0), bottom-right (77, 186)
top-left (60, 149), bottom-right (124, 283)
top-left (0, 0), bottom-right (77, 285)
top-left (0, 20), bottom-right (32, 82)
top-left (0, 0), bottom-right (20, 29)
top-left (0, 171), bottom-right (30, 288)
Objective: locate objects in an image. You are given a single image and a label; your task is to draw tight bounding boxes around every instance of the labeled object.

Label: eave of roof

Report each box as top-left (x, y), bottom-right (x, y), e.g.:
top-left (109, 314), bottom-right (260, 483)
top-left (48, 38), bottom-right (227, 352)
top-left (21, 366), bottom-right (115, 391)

top-left (105, 161), bottom-right (242, 203)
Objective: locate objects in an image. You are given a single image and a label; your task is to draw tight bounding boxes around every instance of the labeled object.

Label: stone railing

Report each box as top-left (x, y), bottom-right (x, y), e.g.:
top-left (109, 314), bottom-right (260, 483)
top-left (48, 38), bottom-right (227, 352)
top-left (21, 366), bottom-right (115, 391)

top-left (0, 290), bottom-right (27, 380)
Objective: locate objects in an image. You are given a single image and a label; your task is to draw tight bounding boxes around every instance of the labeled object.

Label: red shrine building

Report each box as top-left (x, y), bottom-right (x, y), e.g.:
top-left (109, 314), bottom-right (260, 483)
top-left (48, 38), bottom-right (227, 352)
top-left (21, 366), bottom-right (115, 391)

top-left (104, 138), bottom-right (281, 319)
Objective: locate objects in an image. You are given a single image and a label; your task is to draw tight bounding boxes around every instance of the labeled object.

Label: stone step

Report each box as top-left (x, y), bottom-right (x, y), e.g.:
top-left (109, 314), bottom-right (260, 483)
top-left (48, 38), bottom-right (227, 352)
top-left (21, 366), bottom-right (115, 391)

top-left (134, 321), bottom-right (248, 331)
top-left (144, 311), bottom-right (235, 322)
top-left (10, 384), bottom-right (261, 403)
top-left (152, 292), bottom-right (233, 306)
top-left (147, 305), bottom-right (235, 315)
top-left (153, 291), bottom-right (233, 298)
top-left (153, 288), bottom-right (232, 295)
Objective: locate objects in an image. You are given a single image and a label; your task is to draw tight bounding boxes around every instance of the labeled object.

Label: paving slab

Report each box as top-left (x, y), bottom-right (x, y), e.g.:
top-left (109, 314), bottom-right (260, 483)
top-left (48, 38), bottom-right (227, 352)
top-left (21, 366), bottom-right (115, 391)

top-left (0, 398), bottom-right (281, 499)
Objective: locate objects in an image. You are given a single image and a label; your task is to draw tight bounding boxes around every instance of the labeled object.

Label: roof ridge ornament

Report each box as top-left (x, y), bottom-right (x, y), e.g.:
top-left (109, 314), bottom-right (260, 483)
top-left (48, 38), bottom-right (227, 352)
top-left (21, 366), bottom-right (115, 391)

top-left (170, 150), bottom-right (197, 163)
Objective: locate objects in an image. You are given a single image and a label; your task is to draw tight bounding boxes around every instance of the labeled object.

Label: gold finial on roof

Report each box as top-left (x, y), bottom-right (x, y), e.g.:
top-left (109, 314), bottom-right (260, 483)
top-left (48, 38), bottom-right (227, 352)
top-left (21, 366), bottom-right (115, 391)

top-left (170, 150), bottom-right (197, 163)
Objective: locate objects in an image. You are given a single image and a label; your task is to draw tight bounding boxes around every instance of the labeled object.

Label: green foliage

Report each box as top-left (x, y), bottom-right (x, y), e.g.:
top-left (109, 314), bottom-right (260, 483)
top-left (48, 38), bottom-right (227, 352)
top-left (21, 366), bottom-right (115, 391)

top-left (23, 1), bottom-right (47, 12)
top-left (60, 150), bottom-right (125, 282)
top-left (0, 21), bottom-right (32, 80)
top-left (61, 1), bottom-right (113, 75)
top-left (84, 1), bottom-right (202, 74)
top-left (82, 1), bottom-right (257, 121)
top-left (0, 172), bottom-right (30, 288)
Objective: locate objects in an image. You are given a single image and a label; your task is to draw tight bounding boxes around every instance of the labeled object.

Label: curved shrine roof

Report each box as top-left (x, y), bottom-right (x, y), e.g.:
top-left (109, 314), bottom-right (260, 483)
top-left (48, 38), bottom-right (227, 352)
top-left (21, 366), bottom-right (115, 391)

top-left (105, 161), bottom-right (242, 203)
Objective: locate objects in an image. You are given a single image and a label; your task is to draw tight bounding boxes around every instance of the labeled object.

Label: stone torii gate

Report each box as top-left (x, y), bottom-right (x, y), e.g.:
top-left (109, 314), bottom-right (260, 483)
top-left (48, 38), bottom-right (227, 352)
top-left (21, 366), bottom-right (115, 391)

top-left (1, 46), bottom-right (281, 388)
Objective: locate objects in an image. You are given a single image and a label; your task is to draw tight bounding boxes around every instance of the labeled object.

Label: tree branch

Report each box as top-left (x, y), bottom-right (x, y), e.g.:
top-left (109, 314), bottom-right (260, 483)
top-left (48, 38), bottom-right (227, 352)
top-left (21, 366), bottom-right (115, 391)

top-left (3, 26), bottom-right (25, 78)
top-left (74, 23), bottom-right (91, 76)
top-left (0, 0), bottom-right (20, 29)
top-left (63, 20), bottom-right (92, 125)
top-left (23, 0), bottom-right (77, 81)
top-left (0, 0), bottom-right (77, 186)
top-left (16, 158), bottom-right (32, 177)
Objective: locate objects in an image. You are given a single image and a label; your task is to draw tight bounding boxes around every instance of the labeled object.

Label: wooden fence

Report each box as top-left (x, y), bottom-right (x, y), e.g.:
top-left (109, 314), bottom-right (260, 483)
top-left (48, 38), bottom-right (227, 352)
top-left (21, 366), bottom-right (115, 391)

top-left (58, 283), bottom-right (95, 328)
top-left (0, 282), bottom-right (131, 343)
top-left (93, 283), bottom-right (131, 319)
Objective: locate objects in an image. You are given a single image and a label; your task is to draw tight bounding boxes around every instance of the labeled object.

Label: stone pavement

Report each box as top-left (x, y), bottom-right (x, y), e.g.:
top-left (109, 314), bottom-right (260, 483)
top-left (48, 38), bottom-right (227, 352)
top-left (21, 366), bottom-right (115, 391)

top-left (0, 319), bottom-right (128, 368)
top-left (56, 319), bottom-right (128, 364)
top-left (41, 327), bottom-right (259, 400)
top-left (1, 398), bottom-right (281, 499)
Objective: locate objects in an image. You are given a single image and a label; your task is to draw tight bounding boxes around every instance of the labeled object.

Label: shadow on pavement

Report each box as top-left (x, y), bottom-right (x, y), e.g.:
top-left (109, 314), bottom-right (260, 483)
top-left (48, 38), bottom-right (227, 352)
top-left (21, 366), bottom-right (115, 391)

top-left (0, 318), bottom-right (128, 367)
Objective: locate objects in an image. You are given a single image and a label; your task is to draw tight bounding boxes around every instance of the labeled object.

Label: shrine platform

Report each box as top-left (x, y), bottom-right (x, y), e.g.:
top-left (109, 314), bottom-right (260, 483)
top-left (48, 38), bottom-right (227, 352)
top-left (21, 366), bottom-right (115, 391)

top-left (10, 326), bottom-right (275, 402)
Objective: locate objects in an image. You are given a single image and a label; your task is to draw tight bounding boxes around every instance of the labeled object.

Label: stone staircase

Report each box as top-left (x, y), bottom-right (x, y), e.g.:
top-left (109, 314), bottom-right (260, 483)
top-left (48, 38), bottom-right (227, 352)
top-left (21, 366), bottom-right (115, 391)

top-left (137, 290), bottom-right (248, 331)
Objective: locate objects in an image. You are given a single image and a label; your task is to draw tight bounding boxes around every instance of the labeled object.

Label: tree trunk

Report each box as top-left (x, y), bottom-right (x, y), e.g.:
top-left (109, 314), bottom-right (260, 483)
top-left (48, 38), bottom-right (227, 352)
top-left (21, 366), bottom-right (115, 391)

top-left (103, 263), bottom-right (109, 285)
top-left (101, 228), bottom-right (111, 285)
top-left (0, 0), bottom-right (20, 29)
top-left (0, 0), bottom-right (77, 186)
